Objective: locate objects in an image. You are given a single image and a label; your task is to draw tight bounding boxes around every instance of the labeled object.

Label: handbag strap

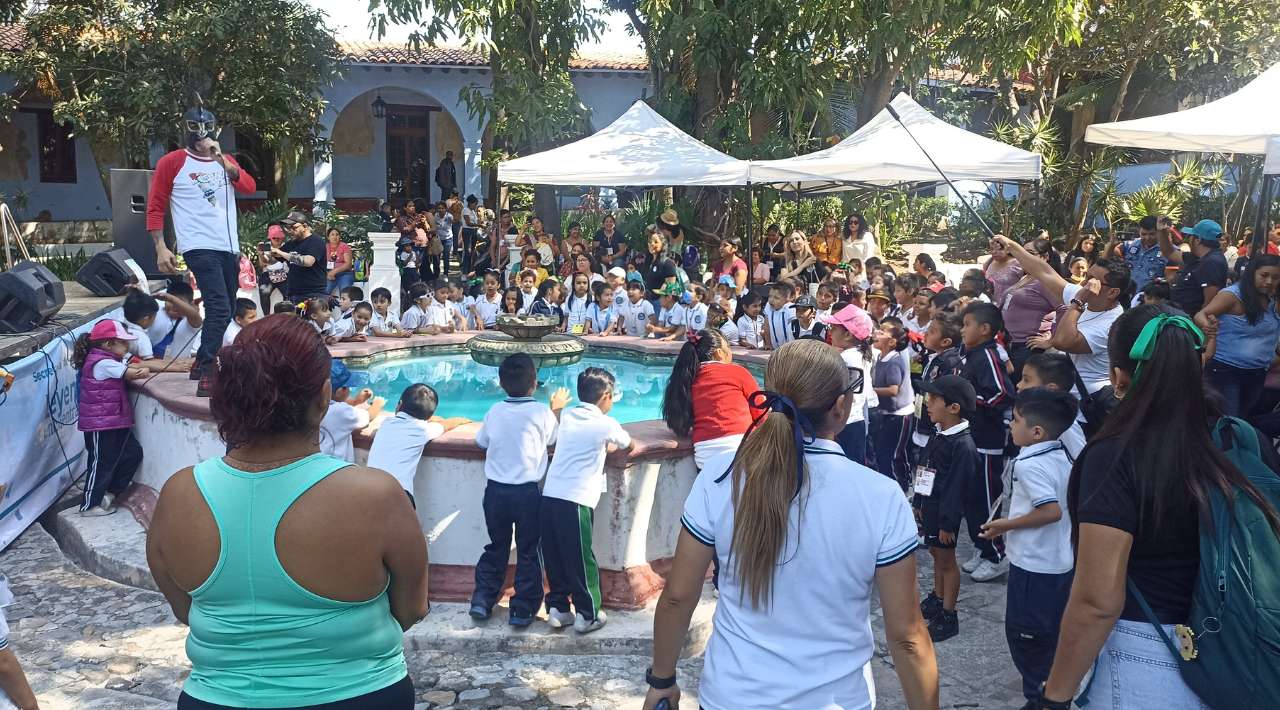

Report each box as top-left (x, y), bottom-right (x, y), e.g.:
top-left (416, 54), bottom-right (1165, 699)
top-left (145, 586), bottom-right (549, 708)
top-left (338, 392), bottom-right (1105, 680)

top-left (1125, 578), bottom-right (1184, 661)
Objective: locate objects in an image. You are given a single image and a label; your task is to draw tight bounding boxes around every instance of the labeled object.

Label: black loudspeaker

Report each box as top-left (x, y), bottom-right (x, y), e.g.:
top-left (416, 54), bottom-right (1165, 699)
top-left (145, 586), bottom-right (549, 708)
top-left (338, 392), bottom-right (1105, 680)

top-left (0, 261), bottom-right (65, 334)
top-left (75, 248), bottom-right (142, 297)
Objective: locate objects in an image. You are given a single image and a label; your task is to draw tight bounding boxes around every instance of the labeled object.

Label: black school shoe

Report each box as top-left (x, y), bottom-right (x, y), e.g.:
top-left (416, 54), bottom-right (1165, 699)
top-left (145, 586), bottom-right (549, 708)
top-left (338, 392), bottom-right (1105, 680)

top-left (927, 609), bottom-right (959, 642)
top-left (919, 592), bottom-right (943, 621)
top-left (196, 370), bottom-right (213, 398)
top-left (189, 362), bottom-right (204, 380)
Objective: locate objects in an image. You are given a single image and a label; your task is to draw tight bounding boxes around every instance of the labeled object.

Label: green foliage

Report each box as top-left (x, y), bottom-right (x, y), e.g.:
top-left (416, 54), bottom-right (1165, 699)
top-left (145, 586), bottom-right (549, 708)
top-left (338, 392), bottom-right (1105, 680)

top-left (237, 200), bottom-right (381, 264)
top-left (0, 0), bottom-right (345, 174)
top-left (760, 196), bottom-right (844, 235)
top-left (41, 248), bottom-right (91, 281)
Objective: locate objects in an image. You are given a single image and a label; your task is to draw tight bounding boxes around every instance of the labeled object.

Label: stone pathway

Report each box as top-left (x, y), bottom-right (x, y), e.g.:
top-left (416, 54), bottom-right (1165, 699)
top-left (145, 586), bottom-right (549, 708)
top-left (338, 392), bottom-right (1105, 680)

top-left (2, 522), bottom-right (1024, 708)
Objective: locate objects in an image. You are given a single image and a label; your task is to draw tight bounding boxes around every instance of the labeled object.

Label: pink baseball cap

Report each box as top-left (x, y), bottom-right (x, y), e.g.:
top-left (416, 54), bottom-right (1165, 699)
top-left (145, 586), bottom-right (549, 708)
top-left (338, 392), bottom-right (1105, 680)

top-left (90, 319), bottom-right (137, 341)
top-left (267, 224), bottom-right (286, 241)
top-left (819, 304), bottom-right (874, 340)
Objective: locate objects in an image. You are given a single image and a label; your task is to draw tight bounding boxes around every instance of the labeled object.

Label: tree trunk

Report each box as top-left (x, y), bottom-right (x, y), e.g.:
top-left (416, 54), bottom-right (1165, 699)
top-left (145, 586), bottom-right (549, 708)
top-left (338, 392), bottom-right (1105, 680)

top-left (997, 77), bottom-right (1021, 121)
top-left (1109, 57), bottom-right (1140, 122)
top-left (857, 63), bottom-right (900, 128)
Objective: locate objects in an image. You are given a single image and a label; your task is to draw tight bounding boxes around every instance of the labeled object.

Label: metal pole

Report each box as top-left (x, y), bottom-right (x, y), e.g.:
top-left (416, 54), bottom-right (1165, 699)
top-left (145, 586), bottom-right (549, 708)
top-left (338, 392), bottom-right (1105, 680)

top-left (744, 182), bottom-right (754, 290)
top-left (1253, 174), bottom-right (1275, 257)
top-left (886, 104), bottom-right (998, 240)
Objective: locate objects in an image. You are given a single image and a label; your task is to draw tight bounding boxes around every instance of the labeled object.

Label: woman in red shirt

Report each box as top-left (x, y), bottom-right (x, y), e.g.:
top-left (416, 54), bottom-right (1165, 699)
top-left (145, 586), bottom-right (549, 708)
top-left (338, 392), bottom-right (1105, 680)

top-left (325, 227), bottom-right (355, 295)
top-left (661, 328), bottom-right (763, 471)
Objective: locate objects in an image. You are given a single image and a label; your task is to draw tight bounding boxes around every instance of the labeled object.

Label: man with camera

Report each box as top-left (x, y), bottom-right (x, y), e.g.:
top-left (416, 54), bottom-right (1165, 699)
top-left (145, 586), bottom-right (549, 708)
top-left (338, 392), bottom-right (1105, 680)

top-left (146, 104), bottom-right (256, 396)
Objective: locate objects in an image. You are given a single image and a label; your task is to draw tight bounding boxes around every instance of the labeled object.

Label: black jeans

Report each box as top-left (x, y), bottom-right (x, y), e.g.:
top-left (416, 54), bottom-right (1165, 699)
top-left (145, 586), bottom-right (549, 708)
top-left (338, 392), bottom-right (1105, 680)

top-left (461, 228), bottom-right (478, 273)
top-left (868, 410), bottom-right (912, 490)
top-left (184, 249), bottom-right (239, 367)
top-left (471, 481), bottom-right (543, 617)
top-left (177, 675), bottom-right (413, 709)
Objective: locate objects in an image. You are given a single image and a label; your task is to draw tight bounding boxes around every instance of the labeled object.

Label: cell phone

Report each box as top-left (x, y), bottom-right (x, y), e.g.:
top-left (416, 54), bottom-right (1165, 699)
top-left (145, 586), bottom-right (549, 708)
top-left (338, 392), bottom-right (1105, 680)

top-left (259, 241), bottom-right (271, 252)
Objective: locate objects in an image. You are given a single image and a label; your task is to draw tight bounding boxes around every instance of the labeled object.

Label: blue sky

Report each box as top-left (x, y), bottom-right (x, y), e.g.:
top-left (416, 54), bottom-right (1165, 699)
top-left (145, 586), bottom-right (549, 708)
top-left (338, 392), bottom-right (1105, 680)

top-left (305, 0), bottom-right (642, 52)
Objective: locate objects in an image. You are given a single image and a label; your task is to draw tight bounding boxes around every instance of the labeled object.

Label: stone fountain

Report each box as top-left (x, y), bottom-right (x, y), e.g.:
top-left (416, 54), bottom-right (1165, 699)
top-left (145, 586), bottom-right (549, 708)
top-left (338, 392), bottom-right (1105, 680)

top-left (466, 313), bottom-right (586, 368)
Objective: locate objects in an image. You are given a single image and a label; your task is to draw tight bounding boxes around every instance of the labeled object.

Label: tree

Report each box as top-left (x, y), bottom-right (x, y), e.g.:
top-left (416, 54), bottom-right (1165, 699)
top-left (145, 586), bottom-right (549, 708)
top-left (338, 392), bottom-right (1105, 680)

top-left (0, 0), bottom-right (344, 198)
top-left (371, 0), bottom-right (602, 231)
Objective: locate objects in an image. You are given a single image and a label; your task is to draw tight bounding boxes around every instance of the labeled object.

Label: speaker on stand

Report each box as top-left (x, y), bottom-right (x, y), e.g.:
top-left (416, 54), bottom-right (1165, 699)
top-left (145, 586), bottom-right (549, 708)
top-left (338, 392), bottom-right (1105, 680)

top-left (0, 260), bottom-right (65, 334)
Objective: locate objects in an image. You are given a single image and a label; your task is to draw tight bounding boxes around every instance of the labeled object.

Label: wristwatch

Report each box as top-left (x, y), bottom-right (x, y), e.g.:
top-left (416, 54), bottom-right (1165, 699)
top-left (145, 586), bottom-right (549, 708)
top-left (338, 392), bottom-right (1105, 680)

top-left (645, 667), bottom-right (677, 690)
top-left (1069, 297), bottom-right (1087, 311)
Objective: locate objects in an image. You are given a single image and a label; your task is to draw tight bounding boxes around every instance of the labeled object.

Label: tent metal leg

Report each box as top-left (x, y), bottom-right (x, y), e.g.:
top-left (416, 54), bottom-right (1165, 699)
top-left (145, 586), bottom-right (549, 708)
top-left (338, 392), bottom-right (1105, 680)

top-left (1253, 174), bottom-right (1275, 257)
top-left (745, 182), bottom-right (754, 288)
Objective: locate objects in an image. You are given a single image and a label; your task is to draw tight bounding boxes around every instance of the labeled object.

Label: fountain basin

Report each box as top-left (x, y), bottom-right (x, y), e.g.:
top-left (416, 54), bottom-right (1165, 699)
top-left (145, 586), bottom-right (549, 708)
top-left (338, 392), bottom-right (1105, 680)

top-left (466, 313), bottom-right (587, 368)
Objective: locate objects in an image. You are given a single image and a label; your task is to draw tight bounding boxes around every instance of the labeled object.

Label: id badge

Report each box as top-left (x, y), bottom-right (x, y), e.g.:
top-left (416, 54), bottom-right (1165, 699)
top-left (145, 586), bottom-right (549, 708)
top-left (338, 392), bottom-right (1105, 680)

top-left (913, 467), bottom-right (937, 496)
top-left (326, 260), bottom-right (336, 270)
top-left (570, 323), bottom-right (586, 335)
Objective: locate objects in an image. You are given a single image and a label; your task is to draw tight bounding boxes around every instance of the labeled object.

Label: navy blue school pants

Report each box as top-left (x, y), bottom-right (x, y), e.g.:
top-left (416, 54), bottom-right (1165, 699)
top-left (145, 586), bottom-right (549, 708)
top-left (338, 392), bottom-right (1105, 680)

top-left (471, 480), bottom-right (543, 618)
top-left (869, 410), bottom-right (912, 490)
top-left (836, 420), bottom-right (867, 466)
top-left (539, 496), bottom-right (602, 623)
top-left (1006, 564), bottom-right (1073, 700)
top-left (965, 452), bottom-right (1005, 563)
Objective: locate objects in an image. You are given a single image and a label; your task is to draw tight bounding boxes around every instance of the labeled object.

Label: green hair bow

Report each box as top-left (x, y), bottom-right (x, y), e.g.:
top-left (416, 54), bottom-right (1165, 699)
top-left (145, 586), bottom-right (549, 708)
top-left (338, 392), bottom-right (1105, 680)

top-left (1128, 313), bottom-right (1204, 385)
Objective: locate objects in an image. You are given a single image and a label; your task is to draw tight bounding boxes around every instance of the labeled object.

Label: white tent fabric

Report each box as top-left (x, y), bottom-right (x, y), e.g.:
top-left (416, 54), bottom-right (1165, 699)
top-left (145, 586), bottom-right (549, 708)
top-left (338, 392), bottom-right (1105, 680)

top-left (1086, 64), bottom-right (1280, 156)
top-left (497, 100), bottom-right (752, 186)
top-left (1265, 137), bottom-right (1280, 174)
top-left (748, 93), bottom-right (1042, 190)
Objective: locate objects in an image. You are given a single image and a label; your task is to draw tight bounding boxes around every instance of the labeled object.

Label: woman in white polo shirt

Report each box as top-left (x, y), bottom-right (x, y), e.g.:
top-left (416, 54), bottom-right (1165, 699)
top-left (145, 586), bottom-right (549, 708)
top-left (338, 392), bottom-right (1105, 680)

top-left (643, 339), bottom-right (939, 710)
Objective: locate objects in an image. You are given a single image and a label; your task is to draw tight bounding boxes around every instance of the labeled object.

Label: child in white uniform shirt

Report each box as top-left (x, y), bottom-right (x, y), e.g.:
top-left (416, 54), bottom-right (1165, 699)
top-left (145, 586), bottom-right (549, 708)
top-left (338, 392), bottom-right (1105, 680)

top-left (319, 361), bottom-right (385, 462)
top-left (470, 354), bottom-right (570, 626)
top-left (621, 281), bottom-right (655, 337)
top-left (221, 298), bottom-right (259, 347)
top-left (762, 282), bottom-right (795, 350)
top-left (468, 272), bottom-right (504, 329)
top-left (147, 282), bottom-right (203, 359)
top-left (366, 383), bottom-right (468, 507)
top-left (400, 284), bottom-right (434, 334)
top-left (331, 302), bottom-right (375, 342)
top-left (682, 285), bottom-right (710, 339)
top-left (424, 280), bottom-right (464, 333)
top-left (734, 292), bottom-right (765, 349)
top-left (979, 388), bottom-right (1077, 704)
top-left (369, 287), bottom-right (411, 338)
top-left (540, 368), bottom-right (633, 633)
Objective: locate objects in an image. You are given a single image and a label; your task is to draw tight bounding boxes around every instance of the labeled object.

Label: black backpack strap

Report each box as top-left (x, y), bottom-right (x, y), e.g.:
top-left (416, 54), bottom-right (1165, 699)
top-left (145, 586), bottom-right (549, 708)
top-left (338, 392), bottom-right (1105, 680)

top-left (1125, 578), bottom-right (1184, 661)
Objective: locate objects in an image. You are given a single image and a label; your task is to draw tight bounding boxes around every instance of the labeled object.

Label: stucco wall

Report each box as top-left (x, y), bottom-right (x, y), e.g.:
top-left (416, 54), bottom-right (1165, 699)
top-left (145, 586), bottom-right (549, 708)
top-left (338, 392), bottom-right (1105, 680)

top-left (0, 111), bottom-right (112, 221)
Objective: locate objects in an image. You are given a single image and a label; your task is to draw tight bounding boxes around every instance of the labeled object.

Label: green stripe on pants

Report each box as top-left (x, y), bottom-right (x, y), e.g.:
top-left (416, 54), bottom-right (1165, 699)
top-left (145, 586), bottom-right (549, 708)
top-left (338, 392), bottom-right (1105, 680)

top-left (577, 504), bottom-right (601, 617)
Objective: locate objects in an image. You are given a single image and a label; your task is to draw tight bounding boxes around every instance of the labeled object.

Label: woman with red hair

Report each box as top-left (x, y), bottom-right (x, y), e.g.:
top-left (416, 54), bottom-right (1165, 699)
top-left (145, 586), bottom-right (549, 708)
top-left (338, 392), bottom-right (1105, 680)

top-left (147, 314), bottom-right (428, 709)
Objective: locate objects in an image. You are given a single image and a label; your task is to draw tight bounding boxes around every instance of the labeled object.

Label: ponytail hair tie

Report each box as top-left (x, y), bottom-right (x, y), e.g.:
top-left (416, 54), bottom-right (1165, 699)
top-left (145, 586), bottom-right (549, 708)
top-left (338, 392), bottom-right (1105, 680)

top-left (1129, 313), bottom-right (1203, 385)
top-left (687, 331), bottom-right (701, 346)
top-left (715, 389), bottom-right (816, 500)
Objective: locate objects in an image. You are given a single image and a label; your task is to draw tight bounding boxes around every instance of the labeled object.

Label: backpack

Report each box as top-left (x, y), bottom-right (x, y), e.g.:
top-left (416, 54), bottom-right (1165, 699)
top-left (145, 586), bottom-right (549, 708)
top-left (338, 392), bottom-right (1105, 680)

top-left (1124, 416), bottom-right (1280, 708)
top-left (1069, 361), bottom-right (1119, 438)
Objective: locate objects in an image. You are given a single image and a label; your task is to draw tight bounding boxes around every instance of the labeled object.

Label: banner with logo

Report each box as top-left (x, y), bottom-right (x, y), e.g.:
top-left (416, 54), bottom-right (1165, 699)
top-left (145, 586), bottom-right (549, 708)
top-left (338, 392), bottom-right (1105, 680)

top-left (0, 311), bottom-right (119, 549)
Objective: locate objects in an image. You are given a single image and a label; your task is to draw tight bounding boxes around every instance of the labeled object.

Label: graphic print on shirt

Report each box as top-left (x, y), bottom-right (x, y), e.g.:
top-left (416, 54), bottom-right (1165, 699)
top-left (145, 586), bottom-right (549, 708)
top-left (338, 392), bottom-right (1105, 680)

top-left (189, 170), bottom-right (226, 207)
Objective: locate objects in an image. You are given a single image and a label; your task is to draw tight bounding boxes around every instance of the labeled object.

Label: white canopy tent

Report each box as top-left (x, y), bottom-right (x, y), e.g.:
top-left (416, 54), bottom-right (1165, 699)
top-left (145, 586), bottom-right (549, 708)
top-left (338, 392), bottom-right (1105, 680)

top-left (497, 100), bottom-right (752, 187)
top-left (1086, 63), bottom-right (1280, 252)
top-left (1085, 64), bottom-right (1280, 154)
top-left (749, 93), bottom-right (1042, 191)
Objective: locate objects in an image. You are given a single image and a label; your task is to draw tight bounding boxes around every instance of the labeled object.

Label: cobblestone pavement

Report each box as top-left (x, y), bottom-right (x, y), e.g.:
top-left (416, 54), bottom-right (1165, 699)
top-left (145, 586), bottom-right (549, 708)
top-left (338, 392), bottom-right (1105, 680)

top-left (3, 523), bottom-right (1024, 709)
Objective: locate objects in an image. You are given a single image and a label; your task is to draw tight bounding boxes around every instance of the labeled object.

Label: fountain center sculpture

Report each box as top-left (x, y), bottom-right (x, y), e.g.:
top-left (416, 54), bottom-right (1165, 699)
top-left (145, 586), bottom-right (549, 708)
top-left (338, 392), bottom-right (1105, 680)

top-left (466, 313), bottom-right (586, 368)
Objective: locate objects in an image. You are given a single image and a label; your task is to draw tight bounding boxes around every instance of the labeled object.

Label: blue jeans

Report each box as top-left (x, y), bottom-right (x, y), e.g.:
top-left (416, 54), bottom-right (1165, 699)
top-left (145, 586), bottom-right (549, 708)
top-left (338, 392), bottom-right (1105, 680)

top-left (1204, 359), bottom-right (1268, 417)
top-left (1078, 619), bottom-right (1208, 709)
top-left (183, 249), bottom-right (239, 367)
top-left (327, 271), bottom-right (355, 295)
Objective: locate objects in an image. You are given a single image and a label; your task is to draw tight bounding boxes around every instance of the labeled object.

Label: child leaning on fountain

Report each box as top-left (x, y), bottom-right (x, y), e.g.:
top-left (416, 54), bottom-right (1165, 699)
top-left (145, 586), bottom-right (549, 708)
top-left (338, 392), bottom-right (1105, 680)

top-left (540, 367), bottom-right (633, 634)
top-left (366, 383), bottom-right (468, 509)
top-left (470, 353), bottom-right (571, 627)
top-left (318, 360), bottom-right (385, 463)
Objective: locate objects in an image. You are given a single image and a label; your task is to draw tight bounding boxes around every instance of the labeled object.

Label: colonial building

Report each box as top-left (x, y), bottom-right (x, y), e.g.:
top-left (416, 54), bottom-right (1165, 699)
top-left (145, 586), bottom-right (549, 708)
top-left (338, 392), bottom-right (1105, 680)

top-left (0, 25), bottom-right (650, 222)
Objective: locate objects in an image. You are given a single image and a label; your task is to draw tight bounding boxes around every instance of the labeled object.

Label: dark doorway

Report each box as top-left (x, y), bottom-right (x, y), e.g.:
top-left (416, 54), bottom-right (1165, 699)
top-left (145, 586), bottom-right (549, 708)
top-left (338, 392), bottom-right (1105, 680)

top-left (385, 104), bottom-right (439, 203)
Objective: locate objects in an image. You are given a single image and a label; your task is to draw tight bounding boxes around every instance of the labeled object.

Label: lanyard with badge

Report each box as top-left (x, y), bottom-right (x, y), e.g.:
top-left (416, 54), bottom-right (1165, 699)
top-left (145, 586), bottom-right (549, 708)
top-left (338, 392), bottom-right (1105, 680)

top-left (913, 434), bottom-right (941, 496)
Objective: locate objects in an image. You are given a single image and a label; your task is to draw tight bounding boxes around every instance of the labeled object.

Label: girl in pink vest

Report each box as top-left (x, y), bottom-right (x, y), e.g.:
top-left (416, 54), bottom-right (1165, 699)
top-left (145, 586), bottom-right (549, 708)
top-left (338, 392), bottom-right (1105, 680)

top-left (74, 320), bottom-right (148, 517)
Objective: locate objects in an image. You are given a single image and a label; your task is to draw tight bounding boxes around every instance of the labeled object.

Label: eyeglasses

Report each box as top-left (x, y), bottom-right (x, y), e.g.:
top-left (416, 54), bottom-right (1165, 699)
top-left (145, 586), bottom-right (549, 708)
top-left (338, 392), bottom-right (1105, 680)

top-left (842, 367), bottom-right (865, 396)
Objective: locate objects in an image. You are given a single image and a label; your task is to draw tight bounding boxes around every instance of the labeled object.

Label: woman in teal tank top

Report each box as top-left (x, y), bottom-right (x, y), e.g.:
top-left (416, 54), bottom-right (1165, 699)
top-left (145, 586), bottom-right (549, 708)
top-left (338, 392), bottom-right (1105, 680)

top-left (147, 315), bottom-right (429, 709)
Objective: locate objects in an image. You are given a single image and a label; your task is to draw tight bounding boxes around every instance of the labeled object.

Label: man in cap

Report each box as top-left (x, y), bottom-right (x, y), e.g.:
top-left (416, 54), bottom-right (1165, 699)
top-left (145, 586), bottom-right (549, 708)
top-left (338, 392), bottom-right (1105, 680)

top-left (271, 210), bottom-right (330, 304)
top-left (1160, 217), bottom-right (1228, 316)
top-left (146, 103), bottom-right (257, 396)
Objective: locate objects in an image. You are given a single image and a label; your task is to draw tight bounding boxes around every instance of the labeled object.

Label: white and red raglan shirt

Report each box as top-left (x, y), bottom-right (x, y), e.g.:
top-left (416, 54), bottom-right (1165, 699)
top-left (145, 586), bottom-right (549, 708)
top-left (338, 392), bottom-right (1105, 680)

top-left (146, 149), bottom-right (257, 255)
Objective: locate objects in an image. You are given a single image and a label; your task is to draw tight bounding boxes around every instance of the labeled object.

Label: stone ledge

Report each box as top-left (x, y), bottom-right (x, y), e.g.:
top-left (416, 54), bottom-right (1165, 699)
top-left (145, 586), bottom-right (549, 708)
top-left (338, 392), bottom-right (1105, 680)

top-left (42, 502), bottom-right (713, 658)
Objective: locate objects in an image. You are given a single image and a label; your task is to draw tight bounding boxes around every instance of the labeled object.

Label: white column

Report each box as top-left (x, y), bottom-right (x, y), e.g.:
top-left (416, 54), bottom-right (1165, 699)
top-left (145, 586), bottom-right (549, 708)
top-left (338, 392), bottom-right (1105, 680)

top-left (313, 157), bottom-right (333, 207)
top-left (369, 232), bottom-right (402, 315)
top-left (463, 137), bottom-right (483, 198)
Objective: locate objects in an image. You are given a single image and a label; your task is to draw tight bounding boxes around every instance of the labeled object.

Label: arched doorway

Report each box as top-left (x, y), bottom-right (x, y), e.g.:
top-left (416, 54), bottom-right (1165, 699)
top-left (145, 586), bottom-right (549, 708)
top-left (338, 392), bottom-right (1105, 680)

top-left (330, 88), bottom-right (466, 206)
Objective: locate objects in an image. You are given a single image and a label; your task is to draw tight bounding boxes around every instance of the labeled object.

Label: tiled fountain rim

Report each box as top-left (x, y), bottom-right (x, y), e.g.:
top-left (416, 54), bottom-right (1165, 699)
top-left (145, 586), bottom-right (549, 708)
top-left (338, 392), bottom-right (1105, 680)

top-left (133, 333), bottom-right (773, 464)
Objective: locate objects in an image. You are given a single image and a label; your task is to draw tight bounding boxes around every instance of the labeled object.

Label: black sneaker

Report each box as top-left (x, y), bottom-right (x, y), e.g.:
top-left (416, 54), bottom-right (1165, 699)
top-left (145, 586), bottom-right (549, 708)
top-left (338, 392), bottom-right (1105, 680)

top-left (919, 592), bottom-right (944, 621)
top-left (196, 371), bottom-right (213, 398)
top-left (927, 609), bottom-right (959, 642)
top-left (189, 362), bottom-right (205, 381)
